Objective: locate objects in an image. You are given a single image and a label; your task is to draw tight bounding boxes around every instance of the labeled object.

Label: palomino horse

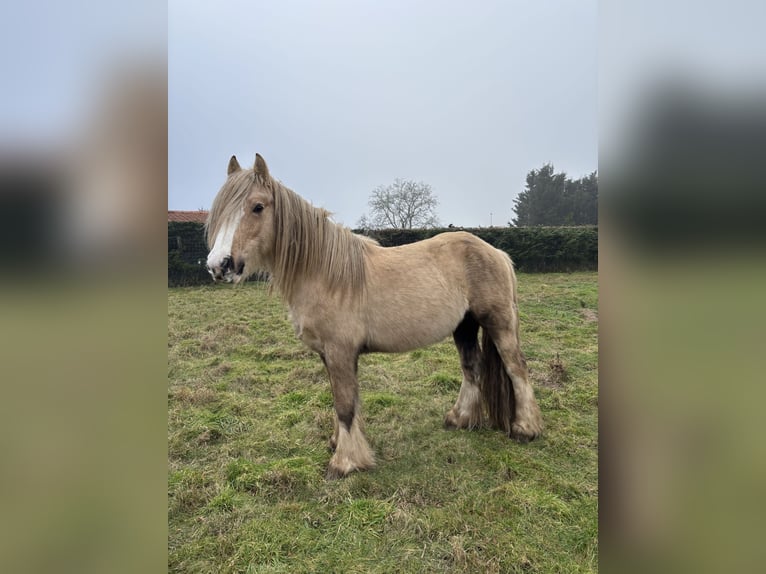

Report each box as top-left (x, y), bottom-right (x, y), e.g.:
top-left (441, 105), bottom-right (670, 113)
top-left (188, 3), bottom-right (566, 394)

top-left (206, 154), bottom-right (543, 478)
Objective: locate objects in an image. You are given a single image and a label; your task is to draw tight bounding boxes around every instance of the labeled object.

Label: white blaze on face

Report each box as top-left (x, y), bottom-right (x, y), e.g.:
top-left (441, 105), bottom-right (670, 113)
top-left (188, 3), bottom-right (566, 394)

top-left (206, 213), bottom-right (241, 281)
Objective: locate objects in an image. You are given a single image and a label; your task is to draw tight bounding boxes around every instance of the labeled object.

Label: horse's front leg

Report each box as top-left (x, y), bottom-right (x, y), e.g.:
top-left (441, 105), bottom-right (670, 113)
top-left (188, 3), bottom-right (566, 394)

top-left (322, 349), bottom-right (375, 479)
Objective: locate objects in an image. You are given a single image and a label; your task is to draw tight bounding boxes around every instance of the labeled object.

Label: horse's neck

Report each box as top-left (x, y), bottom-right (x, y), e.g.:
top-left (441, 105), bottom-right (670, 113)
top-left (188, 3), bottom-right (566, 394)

top-left (273, 207), bottom-right (368, 305)
top-left (284, 284), bottom-right (317, 324)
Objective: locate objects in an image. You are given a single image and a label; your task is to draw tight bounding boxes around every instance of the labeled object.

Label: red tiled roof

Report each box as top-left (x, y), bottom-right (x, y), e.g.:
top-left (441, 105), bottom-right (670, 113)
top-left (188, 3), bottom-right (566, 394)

top-left (168, 210), bottom-right (208, 223)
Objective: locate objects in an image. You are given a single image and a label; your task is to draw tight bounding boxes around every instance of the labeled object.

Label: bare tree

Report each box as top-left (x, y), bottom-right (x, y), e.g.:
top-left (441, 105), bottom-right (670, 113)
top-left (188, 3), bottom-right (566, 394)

top-left (358, 178), bottom-right (440, 229)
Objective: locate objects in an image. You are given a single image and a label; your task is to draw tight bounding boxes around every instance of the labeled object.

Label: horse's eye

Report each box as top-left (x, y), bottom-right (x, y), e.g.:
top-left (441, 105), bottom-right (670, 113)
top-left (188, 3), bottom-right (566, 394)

top-left (252, 203), bottom-right (264, 214)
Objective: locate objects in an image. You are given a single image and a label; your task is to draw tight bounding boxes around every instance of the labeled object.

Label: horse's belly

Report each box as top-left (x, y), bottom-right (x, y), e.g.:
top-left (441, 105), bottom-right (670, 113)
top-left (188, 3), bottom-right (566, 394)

top-left (366, 300), bottom-right (466, 353)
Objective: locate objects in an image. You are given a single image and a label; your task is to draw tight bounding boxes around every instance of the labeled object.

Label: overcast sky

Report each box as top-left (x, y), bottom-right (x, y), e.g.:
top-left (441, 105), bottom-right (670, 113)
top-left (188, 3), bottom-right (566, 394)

top-left (169, 0), bottom-right (596, 228)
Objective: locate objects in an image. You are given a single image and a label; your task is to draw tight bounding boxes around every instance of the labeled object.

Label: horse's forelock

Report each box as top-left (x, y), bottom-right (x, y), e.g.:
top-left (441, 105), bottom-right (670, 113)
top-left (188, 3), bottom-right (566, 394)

top-left (206, 170), bottom-right (258, 247)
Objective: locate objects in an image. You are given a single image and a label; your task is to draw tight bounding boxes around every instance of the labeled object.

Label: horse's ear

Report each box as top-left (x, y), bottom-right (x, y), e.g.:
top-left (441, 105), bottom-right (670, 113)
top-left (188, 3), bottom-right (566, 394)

top-left (254, 153), bottom-right (270, 179)
top-left (227, 155), bottom-right (241, 175)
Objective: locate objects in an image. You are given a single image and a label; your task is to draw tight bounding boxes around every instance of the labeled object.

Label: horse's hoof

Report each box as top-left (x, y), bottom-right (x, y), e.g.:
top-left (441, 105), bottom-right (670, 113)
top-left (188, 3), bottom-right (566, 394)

top-left (326, 453), bottom-right (374, 480)
top-left (444, 416), bottom-right (471, 430)
top-left (325, 461), bottom-right (356, 480)
top-left (325, 466), bottom-right (347, 480)
top-left (444, 409), bottom-right (481, 431)
top-left (510, 420), bottom-right (542, 443)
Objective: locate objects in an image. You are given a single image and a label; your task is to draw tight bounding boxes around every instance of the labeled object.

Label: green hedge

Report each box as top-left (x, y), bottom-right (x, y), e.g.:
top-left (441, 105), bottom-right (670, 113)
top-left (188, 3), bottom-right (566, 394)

top-left (360, 226), bottom-right (598, 273)
top-left (168, 222), bottom-right (209, 286)
top-left (168, 222), bottom-right (597, 286)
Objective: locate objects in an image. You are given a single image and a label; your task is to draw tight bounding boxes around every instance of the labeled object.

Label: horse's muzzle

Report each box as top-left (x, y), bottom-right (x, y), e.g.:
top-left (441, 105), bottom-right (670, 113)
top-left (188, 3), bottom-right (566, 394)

top-left (227, 259), bottom-right (247, 284)
top-left (207, 255), bottom-right (234, 282)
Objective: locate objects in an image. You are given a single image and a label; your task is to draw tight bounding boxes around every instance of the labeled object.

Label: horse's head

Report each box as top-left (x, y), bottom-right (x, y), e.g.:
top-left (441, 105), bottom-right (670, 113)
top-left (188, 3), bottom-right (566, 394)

top-left (206, 153), bottom-right (274, 283)
top-left (230, 154), bottom-right (275, 283)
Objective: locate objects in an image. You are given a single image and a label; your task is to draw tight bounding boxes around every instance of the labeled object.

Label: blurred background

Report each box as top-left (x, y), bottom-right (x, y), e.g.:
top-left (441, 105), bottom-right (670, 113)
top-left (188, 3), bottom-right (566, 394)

top-left (600, 1), bottom-right (766, 572)
top-left (1, 0), bottom-right (765, 572)
top-left (0, 2), bottom-right (167, 573)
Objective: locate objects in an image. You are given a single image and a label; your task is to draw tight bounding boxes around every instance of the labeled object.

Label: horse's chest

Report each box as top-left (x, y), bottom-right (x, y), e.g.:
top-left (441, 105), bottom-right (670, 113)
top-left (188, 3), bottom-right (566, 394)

top-left (288, 310), bottom-right (324, 353)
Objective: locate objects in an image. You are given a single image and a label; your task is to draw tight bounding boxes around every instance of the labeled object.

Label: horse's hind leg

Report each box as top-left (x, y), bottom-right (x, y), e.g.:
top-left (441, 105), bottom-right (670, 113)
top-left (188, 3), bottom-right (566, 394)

top-left (487, 324), bottom-right (543, 441)
top-left (322, 348), bottom-right (375, 479)
top-left (445, 314), bottom-right (484, 430)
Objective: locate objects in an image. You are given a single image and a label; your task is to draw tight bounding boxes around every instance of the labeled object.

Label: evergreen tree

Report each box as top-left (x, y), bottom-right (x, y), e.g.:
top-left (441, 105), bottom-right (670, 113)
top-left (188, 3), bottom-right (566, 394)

top-left (512, 164), bottom-right (597, 226)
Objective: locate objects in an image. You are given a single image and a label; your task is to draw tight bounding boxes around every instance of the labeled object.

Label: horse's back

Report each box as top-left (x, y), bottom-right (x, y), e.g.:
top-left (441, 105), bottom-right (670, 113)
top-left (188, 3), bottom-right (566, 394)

top-left (374, 231), bottom-right (512, 284)
top-left (361, 232), bottom-right (514, 351)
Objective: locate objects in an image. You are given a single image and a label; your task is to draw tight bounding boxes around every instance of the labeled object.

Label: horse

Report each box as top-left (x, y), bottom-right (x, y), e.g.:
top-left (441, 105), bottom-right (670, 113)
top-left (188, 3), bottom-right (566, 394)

top-left (206, 153), bottom-right (543, 479)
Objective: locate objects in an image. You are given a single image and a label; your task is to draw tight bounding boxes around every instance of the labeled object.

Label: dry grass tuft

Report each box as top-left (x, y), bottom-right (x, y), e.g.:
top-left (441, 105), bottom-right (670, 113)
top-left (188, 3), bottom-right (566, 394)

top-left (542, 353), bottom-right (570, 388)
top-left (580, 308), bottom-right (598, 323)
top-left (172, 386), bottom-right (217, 405)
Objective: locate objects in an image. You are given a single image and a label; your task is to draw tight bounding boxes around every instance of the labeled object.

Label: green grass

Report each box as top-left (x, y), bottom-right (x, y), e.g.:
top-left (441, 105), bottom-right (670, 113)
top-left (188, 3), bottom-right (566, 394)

top-left (168, 272), bottom-right (598, 573)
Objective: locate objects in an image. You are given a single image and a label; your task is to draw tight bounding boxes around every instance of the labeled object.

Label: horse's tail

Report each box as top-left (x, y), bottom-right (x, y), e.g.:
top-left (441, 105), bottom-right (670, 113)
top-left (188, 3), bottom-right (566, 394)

top-left (480, 328), bottom-right (516, 434)
top-left (479, 251), bottom-right (518, 434)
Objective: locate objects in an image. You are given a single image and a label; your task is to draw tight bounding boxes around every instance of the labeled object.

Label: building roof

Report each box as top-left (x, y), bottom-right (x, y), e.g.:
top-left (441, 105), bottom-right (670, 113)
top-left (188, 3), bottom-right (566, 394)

top-left (168, 210), bottom-right (208, 223)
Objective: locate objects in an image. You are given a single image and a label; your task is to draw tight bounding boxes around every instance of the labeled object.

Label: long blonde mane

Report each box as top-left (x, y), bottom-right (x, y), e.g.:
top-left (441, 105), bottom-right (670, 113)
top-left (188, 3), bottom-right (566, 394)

top-left (207, 168), bottom-right (371, 301)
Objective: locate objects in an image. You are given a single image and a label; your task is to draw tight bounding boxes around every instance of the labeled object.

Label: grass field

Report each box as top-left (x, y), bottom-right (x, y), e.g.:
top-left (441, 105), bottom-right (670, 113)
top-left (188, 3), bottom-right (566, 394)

top-left (168, 272), bottom-right (598, 573)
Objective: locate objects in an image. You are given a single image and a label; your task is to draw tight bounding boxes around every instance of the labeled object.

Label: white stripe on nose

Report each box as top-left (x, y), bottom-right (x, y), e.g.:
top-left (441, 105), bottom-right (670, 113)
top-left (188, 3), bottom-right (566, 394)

top-left (206, 214), bottom-right (240, 278)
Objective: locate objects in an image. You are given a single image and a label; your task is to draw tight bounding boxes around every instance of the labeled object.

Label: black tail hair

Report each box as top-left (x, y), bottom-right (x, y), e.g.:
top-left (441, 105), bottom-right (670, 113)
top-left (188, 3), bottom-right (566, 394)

top-left (480, 328), bottom-right (515, 434)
